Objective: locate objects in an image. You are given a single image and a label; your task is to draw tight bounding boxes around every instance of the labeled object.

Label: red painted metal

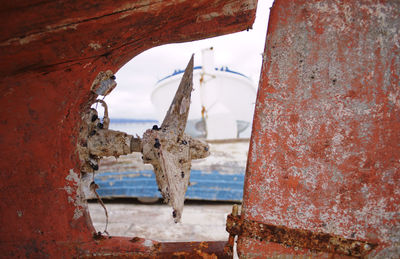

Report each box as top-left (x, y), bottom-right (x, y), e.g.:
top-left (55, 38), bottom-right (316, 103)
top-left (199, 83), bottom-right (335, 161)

top-left (0, 1), bottom-right (256, 257)
top-left (240, 0), bottom-right (400, 258)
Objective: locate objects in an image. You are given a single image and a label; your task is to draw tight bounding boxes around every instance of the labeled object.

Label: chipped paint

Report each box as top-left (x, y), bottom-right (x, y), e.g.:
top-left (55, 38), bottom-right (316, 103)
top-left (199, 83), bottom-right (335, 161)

top-left (88, 42), bottom-right (102, 50)
top-left (0, 23), bottom-right (79, 47)
top-left (65, 169), bottom-right (84, 220)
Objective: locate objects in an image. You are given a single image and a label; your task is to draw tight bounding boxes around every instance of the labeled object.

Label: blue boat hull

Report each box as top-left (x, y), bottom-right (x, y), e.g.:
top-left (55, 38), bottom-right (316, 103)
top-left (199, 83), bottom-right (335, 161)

top-left (94, 170), bottom-right (244, 202)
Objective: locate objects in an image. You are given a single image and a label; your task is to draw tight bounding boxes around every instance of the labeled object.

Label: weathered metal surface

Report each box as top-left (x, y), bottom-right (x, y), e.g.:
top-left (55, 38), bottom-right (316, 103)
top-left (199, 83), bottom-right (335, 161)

top-left (157, 241), bottom-right (229, 259)
top-left (0, 0), bottom-right (257, 77)
top-left (240, 0), bottom-right (400, 258)
top-left (88, 128), bottom-right (139, 157)
top-left (79, 100), bottom-right (140, 173)
top-left (226, 213), bottom-right (377, 257)
top-left (80, 237), bottom-right (229, 258)
top-left (224, 204), bottom-right (239, 257)
top-left (78, 99), bottom-right (142, 204)
top-left (142, 55), bottom-right (210, 222)
top-left (0, 0), bottom-right (257, 257)
top-left (91, 70), bottom-right (117, 96)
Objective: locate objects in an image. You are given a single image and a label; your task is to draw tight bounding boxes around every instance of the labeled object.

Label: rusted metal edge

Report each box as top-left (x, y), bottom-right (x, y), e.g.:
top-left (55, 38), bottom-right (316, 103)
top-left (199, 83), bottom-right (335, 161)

top-left (224, 204), bottom-right (239, 257)
top-left (226, 214), bottom-right (378, 258)
top-left (158, 241), bottom-right (230, 258)
top-left (80, 237), bottom-right (230, 258)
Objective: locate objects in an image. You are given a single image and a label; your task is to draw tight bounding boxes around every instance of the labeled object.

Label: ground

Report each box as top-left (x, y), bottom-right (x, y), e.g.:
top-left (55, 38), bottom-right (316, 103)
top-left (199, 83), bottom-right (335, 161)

top-left (88, 199), bottom-right (236, 242)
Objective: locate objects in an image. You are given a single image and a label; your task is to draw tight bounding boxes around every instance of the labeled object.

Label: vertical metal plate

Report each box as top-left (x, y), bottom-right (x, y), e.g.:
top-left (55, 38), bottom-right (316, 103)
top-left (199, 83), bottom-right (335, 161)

top-left (239, 0), bottom-right (400, 257)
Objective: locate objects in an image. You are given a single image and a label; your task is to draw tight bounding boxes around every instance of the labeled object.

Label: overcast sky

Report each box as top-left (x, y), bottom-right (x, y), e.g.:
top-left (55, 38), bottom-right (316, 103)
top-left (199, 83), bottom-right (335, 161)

top-left (105, 0), bottom-right (274, 120)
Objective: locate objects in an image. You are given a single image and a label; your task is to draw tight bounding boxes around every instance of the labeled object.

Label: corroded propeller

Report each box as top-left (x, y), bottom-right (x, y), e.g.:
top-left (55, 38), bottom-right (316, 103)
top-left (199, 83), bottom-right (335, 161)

top-left (84, 55), bottom-right (209, 223)
top-left (142, 55), bottom-right (210, 222)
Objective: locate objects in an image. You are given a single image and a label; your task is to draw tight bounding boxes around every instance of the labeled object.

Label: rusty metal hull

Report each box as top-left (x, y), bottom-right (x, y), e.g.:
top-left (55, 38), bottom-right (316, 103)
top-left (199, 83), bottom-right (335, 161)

top-left (240, 0), bottom-right (400, 258)
top-left (0, 0), bottom-right (256, 257)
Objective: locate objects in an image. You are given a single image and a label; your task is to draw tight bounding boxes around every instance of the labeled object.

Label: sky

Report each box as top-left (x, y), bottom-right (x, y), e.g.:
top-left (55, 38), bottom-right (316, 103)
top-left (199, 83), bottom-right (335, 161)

top-left (105, 0), bottom-right (274, 120)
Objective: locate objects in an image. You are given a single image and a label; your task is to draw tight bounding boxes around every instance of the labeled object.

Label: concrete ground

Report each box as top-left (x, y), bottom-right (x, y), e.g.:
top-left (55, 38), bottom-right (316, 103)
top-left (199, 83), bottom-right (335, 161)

top-left (88, 199), bottom-right (238, 242)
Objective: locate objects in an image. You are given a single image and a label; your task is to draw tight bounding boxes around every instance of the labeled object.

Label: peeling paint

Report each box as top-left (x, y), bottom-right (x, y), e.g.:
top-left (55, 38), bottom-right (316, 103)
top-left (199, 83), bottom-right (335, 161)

top-left (65, 169), bottom-right (84, 220)
top-left (88, 42), bottom-right (102, 50)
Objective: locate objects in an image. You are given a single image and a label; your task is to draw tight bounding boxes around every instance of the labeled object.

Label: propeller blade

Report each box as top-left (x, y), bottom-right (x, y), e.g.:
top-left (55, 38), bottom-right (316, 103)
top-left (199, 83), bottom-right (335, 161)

top-left (141, 55), bottom-right (209, 223)
top-left (161, 54), bottom-right (194, 137)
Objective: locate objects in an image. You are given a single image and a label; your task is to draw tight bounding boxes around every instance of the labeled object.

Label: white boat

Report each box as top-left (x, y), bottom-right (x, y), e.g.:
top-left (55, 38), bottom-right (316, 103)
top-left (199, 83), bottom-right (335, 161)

top-left (151, 47), bottom-right (257, 140)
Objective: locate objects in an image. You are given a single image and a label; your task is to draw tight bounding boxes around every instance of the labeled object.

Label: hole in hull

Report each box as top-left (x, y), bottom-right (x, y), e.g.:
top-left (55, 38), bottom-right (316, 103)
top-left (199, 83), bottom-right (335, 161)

top-left (86, 0), bottom-right (273, 244)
